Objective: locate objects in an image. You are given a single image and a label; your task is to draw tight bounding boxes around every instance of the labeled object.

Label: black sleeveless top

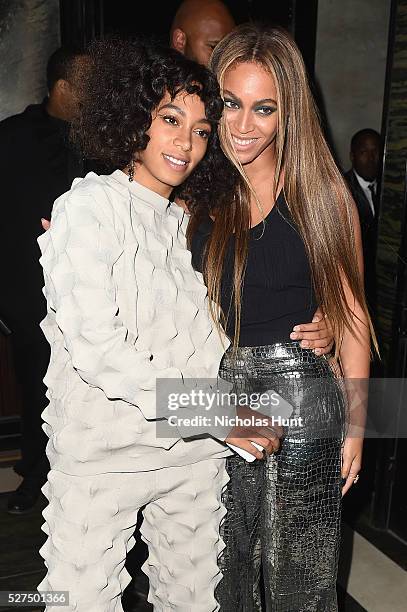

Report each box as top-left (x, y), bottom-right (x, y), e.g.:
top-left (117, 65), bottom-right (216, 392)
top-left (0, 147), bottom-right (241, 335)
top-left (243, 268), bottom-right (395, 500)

top-left (190, 192), bottom-right (318, 347)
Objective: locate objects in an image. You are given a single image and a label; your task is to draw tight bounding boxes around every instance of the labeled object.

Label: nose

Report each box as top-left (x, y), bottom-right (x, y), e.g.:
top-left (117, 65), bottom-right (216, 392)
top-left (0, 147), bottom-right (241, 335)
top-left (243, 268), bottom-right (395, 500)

top-left (234, 109), bottom-right (254, 135)
top-left (173, 128), bottom-right (192, 152)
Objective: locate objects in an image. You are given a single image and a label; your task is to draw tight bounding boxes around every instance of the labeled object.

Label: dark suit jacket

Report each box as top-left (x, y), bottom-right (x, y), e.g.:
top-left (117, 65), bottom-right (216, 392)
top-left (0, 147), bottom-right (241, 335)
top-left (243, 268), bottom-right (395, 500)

top-left (0, 99), bottom-right (84, 336)
top-left (344, 169), bottom-right (378, 306)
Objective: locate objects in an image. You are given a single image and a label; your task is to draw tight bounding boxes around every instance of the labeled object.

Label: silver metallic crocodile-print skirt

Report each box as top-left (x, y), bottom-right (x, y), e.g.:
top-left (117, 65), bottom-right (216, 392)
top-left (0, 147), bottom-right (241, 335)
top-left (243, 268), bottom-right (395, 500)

top-left (216, 342), bottom-right (347, 612)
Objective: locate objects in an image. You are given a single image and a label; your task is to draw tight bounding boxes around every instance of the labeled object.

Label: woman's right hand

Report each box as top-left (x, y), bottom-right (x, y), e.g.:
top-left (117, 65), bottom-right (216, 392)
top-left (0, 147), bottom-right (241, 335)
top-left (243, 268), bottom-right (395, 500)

top-left (225, 406), bottom-right (282, 460)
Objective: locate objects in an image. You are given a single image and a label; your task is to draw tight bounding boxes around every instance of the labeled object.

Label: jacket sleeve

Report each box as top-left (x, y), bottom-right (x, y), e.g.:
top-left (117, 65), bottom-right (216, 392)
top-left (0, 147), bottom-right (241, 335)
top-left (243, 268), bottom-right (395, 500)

top-left (38, 180), bottom-right (184, 421)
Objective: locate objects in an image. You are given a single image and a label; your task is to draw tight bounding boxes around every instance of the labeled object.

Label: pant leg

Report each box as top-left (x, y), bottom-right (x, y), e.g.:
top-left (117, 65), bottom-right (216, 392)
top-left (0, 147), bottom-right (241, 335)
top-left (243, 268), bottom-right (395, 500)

top-left (260, 364), bottom-right (344, 611)
top-left (262, 439), bottom-right (342, 612)
top-left (39, 469), bottom-right (156, 611)
top-left (141, 459), bottom-right (228, 612)
top-left (11, 330), bottom-right (50, 482)
top-left (214, 455), bottom-right (264, 612)
top-left (40, 459), bottom-right (228, 612)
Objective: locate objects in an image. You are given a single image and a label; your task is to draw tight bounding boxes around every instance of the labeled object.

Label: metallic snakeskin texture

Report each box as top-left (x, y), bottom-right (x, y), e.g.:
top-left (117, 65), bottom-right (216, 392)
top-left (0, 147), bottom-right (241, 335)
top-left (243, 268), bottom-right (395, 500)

top-left (216, 342), bottom-right (347, 612)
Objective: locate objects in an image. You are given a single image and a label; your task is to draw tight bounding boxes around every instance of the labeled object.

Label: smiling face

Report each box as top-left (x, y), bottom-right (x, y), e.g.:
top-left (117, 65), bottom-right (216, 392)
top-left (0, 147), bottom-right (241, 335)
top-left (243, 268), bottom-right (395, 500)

top-left (222, 61), bottom-right (279, 169)
top-left (134, 91), bottom-right (212, 197)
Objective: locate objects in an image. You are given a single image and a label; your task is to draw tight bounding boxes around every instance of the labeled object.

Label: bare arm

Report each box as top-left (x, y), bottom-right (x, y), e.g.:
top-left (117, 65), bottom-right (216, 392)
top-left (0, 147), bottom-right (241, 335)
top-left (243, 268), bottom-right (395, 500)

top-left (339, 202), bottom-right (370, 495)
top-left (339, 204), bottom-right (370, 378)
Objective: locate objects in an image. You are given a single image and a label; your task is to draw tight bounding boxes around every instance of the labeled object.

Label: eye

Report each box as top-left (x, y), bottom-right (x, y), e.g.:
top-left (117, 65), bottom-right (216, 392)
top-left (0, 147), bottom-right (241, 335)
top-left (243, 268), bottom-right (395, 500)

top-left (195, 128), bottom-right (211, 139)
top-left (256, 106), bottom-right (276, 116)
top-left (162, 114), bottom-right (179, 126)
top-left (224, 99), bottom-right (239, 110)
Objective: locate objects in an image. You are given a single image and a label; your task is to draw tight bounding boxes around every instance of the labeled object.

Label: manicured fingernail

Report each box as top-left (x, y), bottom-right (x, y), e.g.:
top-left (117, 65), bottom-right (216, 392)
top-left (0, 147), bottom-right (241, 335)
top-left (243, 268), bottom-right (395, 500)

top-left (290, 332), bottom-right (298, 339)
top-left (314, 348), bottom-right (322, 355)
top-left (301, 341), bottom-right (310, 348)
top-left (312, 317), bottom-right (320, 323)
top-left (293, 325), bottom-right (300, 332)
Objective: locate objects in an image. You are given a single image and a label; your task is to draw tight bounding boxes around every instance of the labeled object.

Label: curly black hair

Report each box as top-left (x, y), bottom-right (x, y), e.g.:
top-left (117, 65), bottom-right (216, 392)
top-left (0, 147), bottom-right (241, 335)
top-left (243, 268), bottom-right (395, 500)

top-left (71, 37), bottom-right (238, 211)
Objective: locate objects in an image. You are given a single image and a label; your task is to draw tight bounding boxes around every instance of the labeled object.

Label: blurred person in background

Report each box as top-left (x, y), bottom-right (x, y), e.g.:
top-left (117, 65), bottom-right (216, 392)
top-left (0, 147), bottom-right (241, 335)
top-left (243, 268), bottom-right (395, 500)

top-left (0, 46), bottom-right (87, 514)
top-left (170, 0), bottom-right (235, 66)
top-left (344, 128), bottom-right (382, 307)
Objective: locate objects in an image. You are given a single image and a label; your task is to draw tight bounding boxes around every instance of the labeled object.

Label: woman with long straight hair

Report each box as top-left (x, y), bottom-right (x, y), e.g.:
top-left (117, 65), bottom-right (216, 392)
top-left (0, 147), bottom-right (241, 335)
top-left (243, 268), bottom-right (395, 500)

top-left (188, 24), bottom-right (376, 611)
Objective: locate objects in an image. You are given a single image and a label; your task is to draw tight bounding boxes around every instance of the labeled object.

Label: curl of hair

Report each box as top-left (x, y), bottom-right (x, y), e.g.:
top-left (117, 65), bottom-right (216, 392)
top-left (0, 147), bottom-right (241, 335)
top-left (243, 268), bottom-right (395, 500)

top-left (71, 37), bottom-right (237, 212)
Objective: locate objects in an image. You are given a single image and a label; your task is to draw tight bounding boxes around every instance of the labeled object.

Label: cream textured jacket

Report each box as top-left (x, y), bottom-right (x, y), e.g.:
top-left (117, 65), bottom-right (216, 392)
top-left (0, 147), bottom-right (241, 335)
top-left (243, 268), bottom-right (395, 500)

top-left (38, 171), bottom-right (231, 475)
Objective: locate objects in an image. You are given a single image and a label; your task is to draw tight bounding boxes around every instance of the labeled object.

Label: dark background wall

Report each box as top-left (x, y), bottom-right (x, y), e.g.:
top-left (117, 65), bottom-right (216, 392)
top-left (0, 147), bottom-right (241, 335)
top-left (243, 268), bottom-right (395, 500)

top-left (101, 0), bottom-right (277, 37)
top-left (62, 0), bottom-right (319, 76)
top-left (315, 0), bottom-right (391, 169)
top-left (0, 0), bottom-right (60, 121)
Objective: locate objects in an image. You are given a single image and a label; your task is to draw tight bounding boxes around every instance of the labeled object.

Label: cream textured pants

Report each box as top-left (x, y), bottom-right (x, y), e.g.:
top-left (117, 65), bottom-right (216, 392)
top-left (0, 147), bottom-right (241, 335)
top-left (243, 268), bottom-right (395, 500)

top-left (39, 459), bottom-right (228, 611)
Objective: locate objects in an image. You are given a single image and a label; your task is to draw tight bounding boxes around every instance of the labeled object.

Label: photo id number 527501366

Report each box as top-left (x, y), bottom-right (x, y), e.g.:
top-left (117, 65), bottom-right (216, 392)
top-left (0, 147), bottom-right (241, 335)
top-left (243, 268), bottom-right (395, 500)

top-left (0, 591), bottom-right (69, 607)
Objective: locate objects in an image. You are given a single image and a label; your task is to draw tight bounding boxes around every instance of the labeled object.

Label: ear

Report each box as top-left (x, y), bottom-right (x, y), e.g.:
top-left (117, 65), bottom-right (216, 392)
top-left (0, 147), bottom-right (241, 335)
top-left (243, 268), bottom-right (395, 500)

top-left (53, 79), bottom-right (69, 95)
top-left (172, 28), bottom-right (187, 54)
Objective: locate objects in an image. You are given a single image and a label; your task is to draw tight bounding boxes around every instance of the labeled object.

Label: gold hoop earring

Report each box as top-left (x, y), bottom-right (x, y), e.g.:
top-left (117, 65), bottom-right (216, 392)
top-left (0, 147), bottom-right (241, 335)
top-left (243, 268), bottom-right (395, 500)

top-left (128, 159), bottom-right (135, 182)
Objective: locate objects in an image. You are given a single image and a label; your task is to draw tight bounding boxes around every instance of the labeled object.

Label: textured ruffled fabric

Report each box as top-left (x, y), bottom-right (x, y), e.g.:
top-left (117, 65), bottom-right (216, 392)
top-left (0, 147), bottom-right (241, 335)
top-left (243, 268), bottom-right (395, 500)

top-left (141, 460), bottom-right (229, 611)
top-left (38, 171), bottom-right (231, 475)
top-left (39, 460), bottom-right (228, 611)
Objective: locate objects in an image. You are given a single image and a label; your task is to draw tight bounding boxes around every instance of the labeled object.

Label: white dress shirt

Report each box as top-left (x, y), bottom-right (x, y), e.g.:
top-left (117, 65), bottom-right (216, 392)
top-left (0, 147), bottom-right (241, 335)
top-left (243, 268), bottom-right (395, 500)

top-left (353, 170), bottom-right (377, 216)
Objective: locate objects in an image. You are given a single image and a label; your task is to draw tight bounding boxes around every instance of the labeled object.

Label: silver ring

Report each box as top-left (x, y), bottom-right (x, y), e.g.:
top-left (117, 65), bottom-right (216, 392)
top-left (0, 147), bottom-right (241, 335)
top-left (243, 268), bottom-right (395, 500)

top-left (353, 474), bottom-right (360, 484)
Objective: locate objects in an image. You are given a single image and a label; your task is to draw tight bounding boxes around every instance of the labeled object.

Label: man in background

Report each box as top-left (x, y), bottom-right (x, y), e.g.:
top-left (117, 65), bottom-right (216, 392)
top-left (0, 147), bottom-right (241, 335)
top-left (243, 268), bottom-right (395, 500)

top-left (0, 47), bottom-right (86, 514)
top-left (170, 0), bottom-right (235, 66)
top-left (344, 128), bottom-right (382, 306)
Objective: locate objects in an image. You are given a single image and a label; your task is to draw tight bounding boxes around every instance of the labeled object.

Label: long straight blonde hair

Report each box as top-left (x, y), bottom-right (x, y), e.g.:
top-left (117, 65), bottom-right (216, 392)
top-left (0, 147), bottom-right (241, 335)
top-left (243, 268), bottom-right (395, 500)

top-left (199, 23), bottom-right (377, 356)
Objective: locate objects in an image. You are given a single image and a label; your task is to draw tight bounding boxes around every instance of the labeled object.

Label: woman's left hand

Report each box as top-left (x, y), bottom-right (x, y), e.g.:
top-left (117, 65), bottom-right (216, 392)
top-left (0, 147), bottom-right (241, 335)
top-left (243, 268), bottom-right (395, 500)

top-left (290, 307), bottom-right (334, 355)
top-left (341, 436), bottom-right (363, 496)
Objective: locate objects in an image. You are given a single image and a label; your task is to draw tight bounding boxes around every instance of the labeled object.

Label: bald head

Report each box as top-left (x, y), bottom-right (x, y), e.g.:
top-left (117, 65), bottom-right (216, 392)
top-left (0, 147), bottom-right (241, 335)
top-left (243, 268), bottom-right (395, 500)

top-left (171, 0), bottom-right (235, 66)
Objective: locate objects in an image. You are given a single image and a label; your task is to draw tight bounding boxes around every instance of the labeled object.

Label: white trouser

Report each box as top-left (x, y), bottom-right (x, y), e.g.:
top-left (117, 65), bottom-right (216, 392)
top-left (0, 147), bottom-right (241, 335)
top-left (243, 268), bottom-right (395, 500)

top-left (39, 459), bottom-right (228, 611)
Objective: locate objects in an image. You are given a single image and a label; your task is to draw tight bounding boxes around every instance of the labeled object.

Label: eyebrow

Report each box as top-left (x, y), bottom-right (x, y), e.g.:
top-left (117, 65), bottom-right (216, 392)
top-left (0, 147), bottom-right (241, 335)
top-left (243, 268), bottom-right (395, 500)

top-left (223, 90), bottom-right (277, 106)
top-left (158, 102), bottom-right (211, 126)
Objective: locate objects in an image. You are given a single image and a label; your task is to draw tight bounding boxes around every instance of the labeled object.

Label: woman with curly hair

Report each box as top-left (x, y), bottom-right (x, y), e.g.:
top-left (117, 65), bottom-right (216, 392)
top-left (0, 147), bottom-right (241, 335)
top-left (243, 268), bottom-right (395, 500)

top-left (189, 24), bottom-right (376, 611)
top-left (37, 38), bottom-right (281, 611)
